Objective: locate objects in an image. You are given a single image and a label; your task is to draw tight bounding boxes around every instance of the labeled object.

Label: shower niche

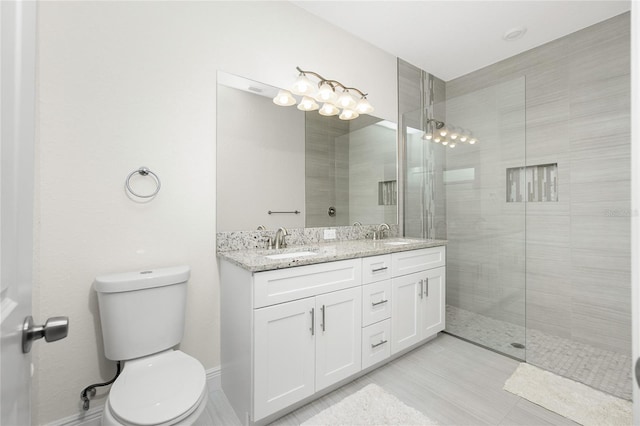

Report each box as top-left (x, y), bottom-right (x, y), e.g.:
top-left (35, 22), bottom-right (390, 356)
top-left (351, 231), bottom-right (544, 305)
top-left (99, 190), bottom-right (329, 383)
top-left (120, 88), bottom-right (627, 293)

top-left (506, 163), bottom-right (558, 203)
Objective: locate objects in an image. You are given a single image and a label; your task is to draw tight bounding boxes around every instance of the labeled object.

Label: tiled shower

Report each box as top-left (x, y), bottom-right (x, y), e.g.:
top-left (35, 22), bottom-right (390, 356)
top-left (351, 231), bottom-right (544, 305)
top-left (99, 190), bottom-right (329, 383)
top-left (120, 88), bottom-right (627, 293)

top-left (401, 12), bottom-right (631, 400)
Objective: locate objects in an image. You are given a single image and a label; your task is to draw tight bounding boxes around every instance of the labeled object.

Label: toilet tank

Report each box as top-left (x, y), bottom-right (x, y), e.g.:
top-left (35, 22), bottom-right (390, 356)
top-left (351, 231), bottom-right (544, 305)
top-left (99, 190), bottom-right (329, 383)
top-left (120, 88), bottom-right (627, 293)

top-left (94, 266), bottom-right (190, 361)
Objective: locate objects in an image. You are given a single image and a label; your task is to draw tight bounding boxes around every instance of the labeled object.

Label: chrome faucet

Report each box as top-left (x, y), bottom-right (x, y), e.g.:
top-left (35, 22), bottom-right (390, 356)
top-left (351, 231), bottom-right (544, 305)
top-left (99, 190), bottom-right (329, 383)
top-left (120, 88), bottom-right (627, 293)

top-left (374, 223), bottom-right (390, 240)
top-left (273, 227), bottom-right (289, 249)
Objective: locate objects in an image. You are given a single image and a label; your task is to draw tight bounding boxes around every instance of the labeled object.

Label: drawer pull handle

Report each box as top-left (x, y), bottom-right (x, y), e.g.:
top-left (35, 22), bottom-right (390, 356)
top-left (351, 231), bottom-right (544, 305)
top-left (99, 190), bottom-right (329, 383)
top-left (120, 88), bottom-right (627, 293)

top-left (310, 308), bottom-right (315, 336)
top-left (321, 305), bottom-right (326, 332)
top-left (371, 299), bottom-right (388, 307)
top-left (371, 339), bottom-right (388, 349)
top-left (371, 266), bottom-right (388, 273)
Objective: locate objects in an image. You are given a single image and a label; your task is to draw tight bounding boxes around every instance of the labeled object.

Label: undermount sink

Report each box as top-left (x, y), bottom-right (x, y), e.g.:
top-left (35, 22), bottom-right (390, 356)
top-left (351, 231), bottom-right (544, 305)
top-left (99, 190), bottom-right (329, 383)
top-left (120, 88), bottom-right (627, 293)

top-left (384, 241), bottom-right (410, 246)
top-left (265, 251), bottom-right (318, 260)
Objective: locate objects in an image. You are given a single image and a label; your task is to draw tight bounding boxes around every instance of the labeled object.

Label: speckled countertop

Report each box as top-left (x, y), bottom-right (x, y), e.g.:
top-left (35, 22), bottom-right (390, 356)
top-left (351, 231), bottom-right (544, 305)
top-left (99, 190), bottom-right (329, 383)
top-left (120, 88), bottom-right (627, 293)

top-left (217, 237), bottom-right (447, 272)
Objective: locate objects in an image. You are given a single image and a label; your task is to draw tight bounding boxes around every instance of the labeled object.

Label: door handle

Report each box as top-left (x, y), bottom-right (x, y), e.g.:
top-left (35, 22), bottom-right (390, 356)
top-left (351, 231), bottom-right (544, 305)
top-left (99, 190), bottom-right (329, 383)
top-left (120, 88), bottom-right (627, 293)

top-left (310, 308), bottom-right (315, 336)
top-left (425, 277), bottom-right (429, 298)
top-left (635, 357), bottom-right (640, 387)
top-left (321, 305), bottom-right (326, 332)
top-left (418, 279), bottom-right (424, 299)
top-left (22, 315), bottom-right (69, 353)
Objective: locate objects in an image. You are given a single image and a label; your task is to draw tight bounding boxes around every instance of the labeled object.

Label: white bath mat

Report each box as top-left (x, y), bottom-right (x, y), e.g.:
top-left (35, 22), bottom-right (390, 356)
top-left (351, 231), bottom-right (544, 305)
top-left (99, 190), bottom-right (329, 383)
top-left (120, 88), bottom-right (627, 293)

top-left (504, 363), bottom-right (632, 426)
top-left (302, 383), bottom-right (438, 425)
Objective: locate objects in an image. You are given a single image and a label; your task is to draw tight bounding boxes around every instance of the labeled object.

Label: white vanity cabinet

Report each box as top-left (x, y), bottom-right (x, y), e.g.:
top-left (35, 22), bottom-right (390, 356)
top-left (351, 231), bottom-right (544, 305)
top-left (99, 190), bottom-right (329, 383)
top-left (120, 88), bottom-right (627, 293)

top-left (390, 247), bottom-right (446, 354)
top-left (220, 244), bottom-right (446, 425)
top-left (221, 258), bottom-right (362, 424)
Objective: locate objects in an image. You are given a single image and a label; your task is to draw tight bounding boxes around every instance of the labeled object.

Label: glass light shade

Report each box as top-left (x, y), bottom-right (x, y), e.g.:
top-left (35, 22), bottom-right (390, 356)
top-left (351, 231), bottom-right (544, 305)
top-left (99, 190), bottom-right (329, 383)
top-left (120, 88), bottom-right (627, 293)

top-left (316, 83), bottom-right (337, 103)
top-left (450, 132), bottom-right (458, 140)
top-left (439, 129), bottom-right (448, 137)
top-left (336, 91), bottom-right (356, 109)
top-left (434, 136), bottom-right (441, 143)
top-left (319, 103), bottom-right (340, 116)
top-left (469, 138), bottom-right (477, 145)
top-left (442, 140), bottom-right (449, 146)
top-left (460, 136), bottom-right (468, 142)
top-left (449, 143), bottom-right (456, 148)
top-left (273, 89), bottom-right (296, 106)
top-left (291, 74), bottom-right (316, 96)
top-left (297, 96), bottom-right (319, 111)
top-left (355, 97), bottom-right (374, 114)
top-left (422, 132), bottom-right (433, 140)
top-left (339, 108), bottom-right (359, 120)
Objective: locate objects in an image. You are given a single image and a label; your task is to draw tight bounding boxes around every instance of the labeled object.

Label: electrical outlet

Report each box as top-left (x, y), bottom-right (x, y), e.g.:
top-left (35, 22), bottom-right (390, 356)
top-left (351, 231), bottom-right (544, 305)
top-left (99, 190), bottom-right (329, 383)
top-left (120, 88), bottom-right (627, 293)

top-left (324, 229), bottom-right (336, 240)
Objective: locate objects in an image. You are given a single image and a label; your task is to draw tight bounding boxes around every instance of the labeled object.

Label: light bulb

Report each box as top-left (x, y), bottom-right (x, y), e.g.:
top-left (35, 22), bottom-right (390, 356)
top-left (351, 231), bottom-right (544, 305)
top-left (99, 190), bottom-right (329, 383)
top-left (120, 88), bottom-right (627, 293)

top-left (272, 89), bottom-right (296, 106)
top-left (469, 138), bottom-right (477, 145)
top-left (449, 143), bottom-right (456, 148)
top-left (319, 103), bottom-right (339, 116)
top-left (291, 74), bottom-right (316, 96)
top-left (450, 133), bottom-right (458, 140)
top-left (355, 97), bottom-right (374, 114)
top-left (460, 136), bottom-right (468, 142)
top-left (339, 108), bottom-right (359, 120)
top-left (439, 129), bottom-right (448, 137)
top-left (442, 140), bottom-right (449, 146)
top-left (422, 132), bottom-right (433, 140)
top-left (336, 91), bottom-right (356, 109)
top-left (434, 136), bottom-right (441, 143)
top-left (317, 82), bottom-right (337, 103)
top-left (297, 96), bottom-right (319, 111)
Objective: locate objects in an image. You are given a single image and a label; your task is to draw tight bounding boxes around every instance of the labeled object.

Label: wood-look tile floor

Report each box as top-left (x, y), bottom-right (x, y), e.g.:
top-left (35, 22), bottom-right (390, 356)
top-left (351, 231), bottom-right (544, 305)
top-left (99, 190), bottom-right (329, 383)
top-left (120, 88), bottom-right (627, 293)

top-left (197, 333), bottom-right (580, 426)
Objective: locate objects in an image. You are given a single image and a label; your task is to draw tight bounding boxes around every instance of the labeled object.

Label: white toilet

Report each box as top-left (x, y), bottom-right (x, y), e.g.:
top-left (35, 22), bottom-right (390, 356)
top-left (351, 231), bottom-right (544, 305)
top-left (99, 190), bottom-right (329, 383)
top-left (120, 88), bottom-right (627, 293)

top-left (94, 266), bottom-right (207, 426)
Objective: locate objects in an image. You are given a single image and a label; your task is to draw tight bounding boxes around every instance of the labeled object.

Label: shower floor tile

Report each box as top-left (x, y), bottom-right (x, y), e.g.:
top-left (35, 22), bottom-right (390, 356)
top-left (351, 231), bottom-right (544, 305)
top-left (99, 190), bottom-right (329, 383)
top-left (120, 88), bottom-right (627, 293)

top-left (446, 305), bottom-right (632, 400)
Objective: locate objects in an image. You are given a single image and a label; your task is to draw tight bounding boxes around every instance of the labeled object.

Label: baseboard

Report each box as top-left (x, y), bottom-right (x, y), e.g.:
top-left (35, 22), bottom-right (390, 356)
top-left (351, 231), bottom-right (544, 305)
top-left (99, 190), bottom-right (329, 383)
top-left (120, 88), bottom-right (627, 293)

top-left (45, 366), bottom-right (222, 426)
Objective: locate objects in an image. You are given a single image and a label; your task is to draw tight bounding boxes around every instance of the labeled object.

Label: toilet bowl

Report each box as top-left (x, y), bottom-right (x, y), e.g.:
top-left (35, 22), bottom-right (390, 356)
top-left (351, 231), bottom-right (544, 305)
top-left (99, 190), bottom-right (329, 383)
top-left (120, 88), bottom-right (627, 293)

top-left (94, 266), bottom-right (207, 426)
top-left (101, 351), bottom-right (207, 426)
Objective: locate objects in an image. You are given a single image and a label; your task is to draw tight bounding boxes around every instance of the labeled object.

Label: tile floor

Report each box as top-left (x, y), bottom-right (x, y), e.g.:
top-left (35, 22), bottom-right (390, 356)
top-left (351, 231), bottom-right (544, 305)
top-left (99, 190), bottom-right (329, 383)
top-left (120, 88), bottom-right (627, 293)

top-left (446, 305), bottom-right (632, 400)
top-left (196, 333), bottom-right (582, 425)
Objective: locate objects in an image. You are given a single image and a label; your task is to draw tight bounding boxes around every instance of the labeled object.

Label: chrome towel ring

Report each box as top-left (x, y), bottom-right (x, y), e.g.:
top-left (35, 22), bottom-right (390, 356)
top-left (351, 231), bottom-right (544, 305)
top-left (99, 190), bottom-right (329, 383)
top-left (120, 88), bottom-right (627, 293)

top-left (125, 167), bottom-right (161, 198)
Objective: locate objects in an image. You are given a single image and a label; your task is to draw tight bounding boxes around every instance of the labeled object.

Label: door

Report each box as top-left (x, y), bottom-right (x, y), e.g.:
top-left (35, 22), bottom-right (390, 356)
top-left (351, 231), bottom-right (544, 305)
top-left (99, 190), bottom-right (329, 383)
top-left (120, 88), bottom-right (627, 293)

top-left (1, 1), bottom-right (37, 425)
top-left (391, 272), bottom-right (422, 354)
top-left (253, 297), bottom-right (315, 421)
top-left (420, 267), bottom-right (446, 338)
top-left (315, 287), bottom-right (362, 391)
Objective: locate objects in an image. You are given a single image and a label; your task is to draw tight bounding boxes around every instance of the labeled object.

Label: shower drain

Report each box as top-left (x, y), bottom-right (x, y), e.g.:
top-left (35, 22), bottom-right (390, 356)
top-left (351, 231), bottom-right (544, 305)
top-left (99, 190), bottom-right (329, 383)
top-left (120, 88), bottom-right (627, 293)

top-left (511, 342), bottom-right (525, 349)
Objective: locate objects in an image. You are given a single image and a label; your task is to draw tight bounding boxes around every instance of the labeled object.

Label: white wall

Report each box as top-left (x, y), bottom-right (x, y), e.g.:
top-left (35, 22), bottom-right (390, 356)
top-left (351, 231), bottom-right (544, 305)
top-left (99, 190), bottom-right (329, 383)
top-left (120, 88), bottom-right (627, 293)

top-left (34, 2), bottom-right (396, 424)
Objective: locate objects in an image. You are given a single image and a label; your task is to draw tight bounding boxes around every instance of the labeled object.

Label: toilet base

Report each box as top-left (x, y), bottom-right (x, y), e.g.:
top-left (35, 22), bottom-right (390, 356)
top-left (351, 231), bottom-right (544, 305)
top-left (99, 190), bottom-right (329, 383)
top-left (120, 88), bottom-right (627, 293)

top-left (101, 386), bottom-right (208, 426)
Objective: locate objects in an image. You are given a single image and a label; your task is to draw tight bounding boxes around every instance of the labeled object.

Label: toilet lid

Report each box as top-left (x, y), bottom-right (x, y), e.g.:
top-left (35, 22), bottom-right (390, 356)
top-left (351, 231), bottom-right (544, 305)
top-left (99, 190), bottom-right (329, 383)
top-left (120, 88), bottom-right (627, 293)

top-left (109, 350), bottom-right (206, 426)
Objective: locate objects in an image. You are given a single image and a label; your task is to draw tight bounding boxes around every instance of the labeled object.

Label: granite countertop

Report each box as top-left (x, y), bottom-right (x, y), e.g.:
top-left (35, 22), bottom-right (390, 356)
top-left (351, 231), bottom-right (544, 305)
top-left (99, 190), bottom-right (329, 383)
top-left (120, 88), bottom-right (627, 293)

top-left (217, 237), bottom-right (447, 272)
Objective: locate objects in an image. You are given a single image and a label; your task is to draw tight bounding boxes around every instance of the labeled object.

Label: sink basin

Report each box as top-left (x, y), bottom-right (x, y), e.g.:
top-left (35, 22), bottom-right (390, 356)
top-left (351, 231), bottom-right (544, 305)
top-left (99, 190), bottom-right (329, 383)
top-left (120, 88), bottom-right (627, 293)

top-left (384, 241), bottom-right (410, 246)
top-left (265, 251), bottom-right (318, 260)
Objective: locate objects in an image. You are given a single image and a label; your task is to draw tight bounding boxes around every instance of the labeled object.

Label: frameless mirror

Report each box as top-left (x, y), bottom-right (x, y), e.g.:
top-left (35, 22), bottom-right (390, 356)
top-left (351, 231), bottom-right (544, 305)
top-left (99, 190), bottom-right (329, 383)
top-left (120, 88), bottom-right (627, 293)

top-left (216, 71), bottom-right (397, 232)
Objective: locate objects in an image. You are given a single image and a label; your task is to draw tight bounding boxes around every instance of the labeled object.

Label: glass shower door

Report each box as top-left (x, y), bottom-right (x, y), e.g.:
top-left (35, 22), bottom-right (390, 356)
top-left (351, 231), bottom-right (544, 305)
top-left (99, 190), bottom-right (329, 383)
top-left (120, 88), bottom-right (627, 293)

top-left (403, 77), bottom-right (527, 360)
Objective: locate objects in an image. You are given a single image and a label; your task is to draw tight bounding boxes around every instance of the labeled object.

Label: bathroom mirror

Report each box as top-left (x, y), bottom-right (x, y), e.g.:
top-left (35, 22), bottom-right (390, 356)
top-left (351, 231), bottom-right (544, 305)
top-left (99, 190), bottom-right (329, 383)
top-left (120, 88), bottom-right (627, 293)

top-left (216, 71), bottom-right (398, 232)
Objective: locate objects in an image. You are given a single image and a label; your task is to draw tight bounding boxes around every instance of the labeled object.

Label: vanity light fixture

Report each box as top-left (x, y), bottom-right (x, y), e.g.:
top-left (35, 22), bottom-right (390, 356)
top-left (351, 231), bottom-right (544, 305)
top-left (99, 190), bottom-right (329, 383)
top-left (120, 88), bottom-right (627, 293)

top-left (273, 66), bottom-right (374, 120)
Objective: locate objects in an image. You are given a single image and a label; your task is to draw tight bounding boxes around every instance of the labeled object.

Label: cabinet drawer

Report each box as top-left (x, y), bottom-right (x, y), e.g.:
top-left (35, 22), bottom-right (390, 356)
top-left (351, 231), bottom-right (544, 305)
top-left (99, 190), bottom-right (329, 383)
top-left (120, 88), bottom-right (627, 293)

top-left (391, 246), bottom-right (445, 277)
top-left (362, 280), bottom-right (391, 327)
top-left (254, 259), bottom-right (362, 308)
top-left (362, 254), bottom-right (392, 284)
top-left (362, 319), bottom-right (391, 370)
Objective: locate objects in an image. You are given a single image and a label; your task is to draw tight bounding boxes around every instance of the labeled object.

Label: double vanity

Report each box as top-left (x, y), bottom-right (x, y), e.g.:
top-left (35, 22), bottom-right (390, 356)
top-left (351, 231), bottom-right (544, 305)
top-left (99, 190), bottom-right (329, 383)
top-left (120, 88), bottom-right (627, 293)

top-left (218, 237), bottom-right (447, 425)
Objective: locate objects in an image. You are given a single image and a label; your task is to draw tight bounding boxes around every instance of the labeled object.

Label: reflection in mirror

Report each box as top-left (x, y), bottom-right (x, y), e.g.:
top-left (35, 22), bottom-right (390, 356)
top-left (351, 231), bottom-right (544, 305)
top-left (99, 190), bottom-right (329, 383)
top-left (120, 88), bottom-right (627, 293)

top-left (216, 72), bottom-right (397, 232)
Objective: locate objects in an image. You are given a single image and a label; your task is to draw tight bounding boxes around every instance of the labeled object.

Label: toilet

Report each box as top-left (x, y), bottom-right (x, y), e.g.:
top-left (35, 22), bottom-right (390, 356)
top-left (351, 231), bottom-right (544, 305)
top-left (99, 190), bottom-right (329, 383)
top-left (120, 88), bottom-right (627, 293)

top-left (94, 266), bottom-right (207, 426)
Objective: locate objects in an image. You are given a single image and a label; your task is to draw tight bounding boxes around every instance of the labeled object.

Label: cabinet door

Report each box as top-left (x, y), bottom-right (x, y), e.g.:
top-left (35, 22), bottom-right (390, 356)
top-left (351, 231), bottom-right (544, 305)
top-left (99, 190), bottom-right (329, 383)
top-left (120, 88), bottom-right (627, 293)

top-left (391, 272), bottom-right (422, 354)
top-left (315, 287), bottom-right (362, 391)
top-left (254, 298), bottom-right (315, 421)
top-left (420, 266), bottom-right (446, 339)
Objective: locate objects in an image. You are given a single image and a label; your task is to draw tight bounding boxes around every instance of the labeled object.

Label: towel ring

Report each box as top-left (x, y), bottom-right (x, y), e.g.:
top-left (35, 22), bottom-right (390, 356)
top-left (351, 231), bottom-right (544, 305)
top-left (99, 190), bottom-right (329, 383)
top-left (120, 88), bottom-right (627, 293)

top-left (125, 167), bottom-right (161, 198)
